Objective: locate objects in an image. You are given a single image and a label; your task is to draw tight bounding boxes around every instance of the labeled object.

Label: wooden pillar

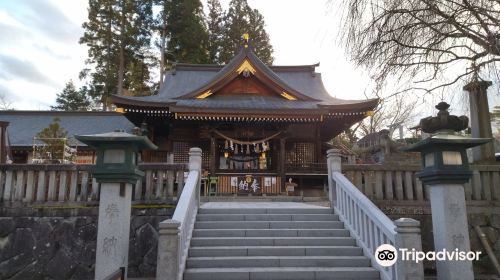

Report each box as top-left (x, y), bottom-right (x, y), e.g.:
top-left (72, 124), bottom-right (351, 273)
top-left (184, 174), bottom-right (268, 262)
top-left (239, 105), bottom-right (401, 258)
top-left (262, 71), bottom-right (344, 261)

top-left (210, 135), bottom-right (216, 176)
top-left (279, 137), bottom-right (286, 191)
top-left (315, 124), bottom-right (322, 164)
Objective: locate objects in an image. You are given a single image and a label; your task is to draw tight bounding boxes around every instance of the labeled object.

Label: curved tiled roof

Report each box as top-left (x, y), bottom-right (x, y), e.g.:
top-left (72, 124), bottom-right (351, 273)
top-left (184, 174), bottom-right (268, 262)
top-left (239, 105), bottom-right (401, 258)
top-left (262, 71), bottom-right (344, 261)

top-left (0, 111), bottom-right (135, 147)
top-left (112, 43), bottom-right (378, 112)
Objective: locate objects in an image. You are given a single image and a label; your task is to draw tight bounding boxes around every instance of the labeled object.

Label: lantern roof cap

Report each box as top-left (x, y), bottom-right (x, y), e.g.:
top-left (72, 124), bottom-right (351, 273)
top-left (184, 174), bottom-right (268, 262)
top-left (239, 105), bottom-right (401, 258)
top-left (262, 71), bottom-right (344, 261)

top-left (75, 131), bottom-right (157, 150)
top-left (419, 102), bottom-right (469, 133)
top-left (404, 131), bottom-right (491, 152)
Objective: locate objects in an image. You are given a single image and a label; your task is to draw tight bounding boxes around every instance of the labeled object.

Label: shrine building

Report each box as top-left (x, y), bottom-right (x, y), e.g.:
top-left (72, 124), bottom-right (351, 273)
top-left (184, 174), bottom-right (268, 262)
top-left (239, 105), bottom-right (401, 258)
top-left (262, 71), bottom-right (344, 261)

top-left (111, 37), bottom-right (378, 195)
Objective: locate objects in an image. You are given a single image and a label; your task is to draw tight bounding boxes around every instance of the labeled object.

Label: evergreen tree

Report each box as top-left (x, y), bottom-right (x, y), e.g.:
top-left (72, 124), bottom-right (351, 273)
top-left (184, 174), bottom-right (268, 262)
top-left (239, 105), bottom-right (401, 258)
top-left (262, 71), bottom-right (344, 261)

top-left (206, 0), bottom-right (225, 64)
top-left (126, 59), bottom-right (152, 96)
top-left (164, 0), bottom-right (210, 64)
top-left (80, 0), bottom-right (153, 109)
top-left (36, 118), bottom-right (68, 163)
top-left (154, 0), bottom-right (169, 86)
top-left (219, 0), bottom-right (273, 64)
top-left (51, 81), bottom-right (91, 111)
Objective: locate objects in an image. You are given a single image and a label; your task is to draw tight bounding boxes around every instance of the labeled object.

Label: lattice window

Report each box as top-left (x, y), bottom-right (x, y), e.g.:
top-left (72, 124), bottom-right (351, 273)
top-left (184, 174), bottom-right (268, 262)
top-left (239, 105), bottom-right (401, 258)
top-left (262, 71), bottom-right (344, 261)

top-left (173, 141), bottom-right (210, 167)
top-left (173, 142), bottom-right (190, 163)
top-left (286, 142), bottom-right (316, 165)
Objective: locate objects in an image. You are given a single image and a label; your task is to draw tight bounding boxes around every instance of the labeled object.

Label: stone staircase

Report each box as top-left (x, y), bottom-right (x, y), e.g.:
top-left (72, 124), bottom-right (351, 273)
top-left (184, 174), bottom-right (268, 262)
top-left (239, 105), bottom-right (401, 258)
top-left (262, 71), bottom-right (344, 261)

top-left (183, 207), bottom-right (380, 280)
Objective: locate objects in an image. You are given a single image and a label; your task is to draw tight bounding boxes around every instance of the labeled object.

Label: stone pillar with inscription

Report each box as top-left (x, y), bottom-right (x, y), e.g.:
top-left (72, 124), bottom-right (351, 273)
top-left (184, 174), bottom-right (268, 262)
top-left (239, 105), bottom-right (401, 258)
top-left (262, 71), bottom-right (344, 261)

top-left (405, 102), bottom-right (490, 280)
top-left (76, 132), bottom-right (157, 280)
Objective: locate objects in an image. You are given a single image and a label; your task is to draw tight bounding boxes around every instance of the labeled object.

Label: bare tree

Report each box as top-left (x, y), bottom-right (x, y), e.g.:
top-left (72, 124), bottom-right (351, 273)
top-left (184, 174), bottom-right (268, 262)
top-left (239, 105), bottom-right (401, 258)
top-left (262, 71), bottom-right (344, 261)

top-left (0, 94), bottom-right (14, 110)
top-left (338, 0), bottom-right (500, 95)
top-left (358, 94), bottom-right (417, 137)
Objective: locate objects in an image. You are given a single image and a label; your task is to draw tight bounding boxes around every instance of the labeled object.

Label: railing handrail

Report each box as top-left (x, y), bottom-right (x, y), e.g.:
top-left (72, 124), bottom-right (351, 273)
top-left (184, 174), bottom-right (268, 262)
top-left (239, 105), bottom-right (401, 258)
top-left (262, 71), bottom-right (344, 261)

top-left (327, 149), bottom-right (424, 280)
top-left (171, 169), bottom-right (199, 280)
top-left (172, 170), bottom-right (199, 223)
top-left (332, 172), bottom-right (396, 238)
top-left (0, 162), bottom-right (187, 171)
top-left (156, 147), bottom-right (202, 280)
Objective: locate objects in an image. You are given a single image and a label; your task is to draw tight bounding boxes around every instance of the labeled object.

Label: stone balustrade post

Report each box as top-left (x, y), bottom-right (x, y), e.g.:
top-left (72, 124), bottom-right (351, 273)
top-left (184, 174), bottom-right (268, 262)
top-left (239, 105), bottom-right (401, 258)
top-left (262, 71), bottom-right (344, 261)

top-left (326, 149), bottom-right (341, 207)
top-left (395, 218), bottom-right (424, 280)
top-left (189, 147), bottom-right (202, 207)
top-left (156, 220), bottom-right (181, 280)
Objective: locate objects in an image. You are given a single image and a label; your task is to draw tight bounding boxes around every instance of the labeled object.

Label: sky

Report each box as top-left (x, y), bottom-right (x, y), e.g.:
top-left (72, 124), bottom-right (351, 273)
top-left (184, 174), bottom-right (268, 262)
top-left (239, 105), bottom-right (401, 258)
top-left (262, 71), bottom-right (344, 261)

top-left (0, 0), bottom-right (497, 123)
top-left (0, 0), bottom-right (372, 110)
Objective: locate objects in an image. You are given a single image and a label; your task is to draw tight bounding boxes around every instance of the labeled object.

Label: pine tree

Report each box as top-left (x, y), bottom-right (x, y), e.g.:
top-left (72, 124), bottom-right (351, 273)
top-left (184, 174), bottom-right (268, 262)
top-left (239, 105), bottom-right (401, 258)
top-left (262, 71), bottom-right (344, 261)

top-left (36, 118), bottom-right (68, 163)
top-left (126, 59), bottom-right (152, 96)
top-left (219, 0), bottom-right (273, 65)
top-left (51, 81), bottom-right (91, 111)
top-left (165, 0), bottom-right (210, 64)
top-left (206, 0), bottom-right (225, 64)
top-left (80, 0), bottom-right (153, 109)
top-left (79, 0), bottom-right (116, 108)
top-left (247, 8), bottom-right (273, 64)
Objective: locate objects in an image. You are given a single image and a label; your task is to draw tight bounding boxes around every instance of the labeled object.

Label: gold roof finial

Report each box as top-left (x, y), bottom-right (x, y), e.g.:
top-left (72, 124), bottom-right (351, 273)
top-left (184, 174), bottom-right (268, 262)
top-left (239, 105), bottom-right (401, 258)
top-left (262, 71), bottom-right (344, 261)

top-left (243, 33), bottom-right (249, 48)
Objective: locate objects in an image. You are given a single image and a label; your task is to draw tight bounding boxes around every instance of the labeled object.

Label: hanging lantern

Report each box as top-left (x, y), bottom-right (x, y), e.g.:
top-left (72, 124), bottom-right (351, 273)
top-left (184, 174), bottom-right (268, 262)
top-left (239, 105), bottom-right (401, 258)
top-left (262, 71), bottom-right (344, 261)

top-left (261, 151), bottom-right (266, 159)
top-left (246, 145), bottom-right (250, 155)
top-left (224, 140), bottom-right (229, 149)
top-left (234, 144), bottom-right (239, 154)
top-left (255, 143), bottom-right (260, 153)
top-left (224, 150), bottom-right (229, 158)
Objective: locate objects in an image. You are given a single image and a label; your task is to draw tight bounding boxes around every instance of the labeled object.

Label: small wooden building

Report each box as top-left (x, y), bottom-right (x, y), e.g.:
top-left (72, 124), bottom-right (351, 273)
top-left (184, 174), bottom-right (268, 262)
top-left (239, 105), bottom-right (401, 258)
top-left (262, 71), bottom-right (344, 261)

top-left (0, 111), bottom-right (135, 163)
top-left (112, 38), bottom-right (377, 195)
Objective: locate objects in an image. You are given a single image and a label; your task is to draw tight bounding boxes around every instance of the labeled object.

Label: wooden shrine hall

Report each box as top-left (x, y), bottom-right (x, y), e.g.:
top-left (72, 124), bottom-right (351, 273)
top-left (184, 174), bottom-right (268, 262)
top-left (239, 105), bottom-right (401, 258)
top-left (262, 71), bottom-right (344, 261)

top-left (112, 36), bottom-right (377, 196)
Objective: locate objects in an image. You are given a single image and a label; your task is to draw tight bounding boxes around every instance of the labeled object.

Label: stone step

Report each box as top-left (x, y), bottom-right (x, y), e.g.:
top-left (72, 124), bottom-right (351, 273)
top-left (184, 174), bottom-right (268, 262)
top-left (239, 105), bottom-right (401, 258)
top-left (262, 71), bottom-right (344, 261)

top-left (198, 208), bottom-right (333, 215)
top-left (196, 214), bottom-right (339, 222)
top-left (190, 237), bottom-right (356, 247)
top-left (186, 256), bottom-right (371, 269)
top-left (183, 267), bottom-right (380, 280)
top-left (194, 221), bottom-right (344, 229)
top-left (188, 246), bottom-right (363, 257)
top-left (192, 228), bottom-right (351, 238)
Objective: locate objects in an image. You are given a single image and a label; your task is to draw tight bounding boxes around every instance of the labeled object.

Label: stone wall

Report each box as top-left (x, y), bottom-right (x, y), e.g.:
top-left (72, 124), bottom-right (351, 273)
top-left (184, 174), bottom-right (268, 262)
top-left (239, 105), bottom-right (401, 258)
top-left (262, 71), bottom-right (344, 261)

top-left (0, 206), bottom-right (173, 280)
top-left (379, 202), bottom-right (500, 276)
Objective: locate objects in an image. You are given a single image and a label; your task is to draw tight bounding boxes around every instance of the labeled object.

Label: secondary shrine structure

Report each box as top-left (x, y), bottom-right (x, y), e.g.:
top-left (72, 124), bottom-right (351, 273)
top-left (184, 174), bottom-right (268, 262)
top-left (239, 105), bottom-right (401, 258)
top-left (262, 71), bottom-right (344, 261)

top-left (112, 37), bottom-right (377, 195)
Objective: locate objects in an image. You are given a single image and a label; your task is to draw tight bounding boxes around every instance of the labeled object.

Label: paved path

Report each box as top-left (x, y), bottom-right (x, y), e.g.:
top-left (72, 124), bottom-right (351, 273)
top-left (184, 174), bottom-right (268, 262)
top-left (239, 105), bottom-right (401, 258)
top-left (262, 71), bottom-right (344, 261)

top-left (200, 201), bottom-right (328, 209)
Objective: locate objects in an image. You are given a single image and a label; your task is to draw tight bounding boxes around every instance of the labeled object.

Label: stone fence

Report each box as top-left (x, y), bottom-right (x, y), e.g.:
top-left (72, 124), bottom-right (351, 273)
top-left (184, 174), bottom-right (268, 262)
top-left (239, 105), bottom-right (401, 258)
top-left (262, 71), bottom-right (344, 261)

top-left (0, 163), bottom-right (187, 205)
top-left (343, 164), bottom-right (500, 203)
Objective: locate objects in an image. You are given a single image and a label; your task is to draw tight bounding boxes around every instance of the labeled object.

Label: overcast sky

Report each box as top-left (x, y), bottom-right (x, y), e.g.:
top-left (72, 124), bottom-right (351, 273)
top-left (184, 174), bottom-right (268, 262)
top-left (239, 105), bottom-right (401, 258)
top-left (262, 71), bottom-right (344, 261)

top-left (0, 0), bottom-right (375, 110)
top-left (0, 0), bottom-right (496, 120)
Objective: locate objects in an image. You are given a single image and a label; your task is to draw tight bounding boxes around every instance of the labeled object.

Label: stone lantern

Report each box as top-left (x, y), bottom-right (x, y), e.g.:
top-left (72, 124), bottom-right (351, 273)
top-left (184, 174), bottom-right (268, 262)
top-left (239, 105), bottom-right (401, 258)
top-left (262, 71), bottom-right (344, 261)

top-left (75, 131), bottom-right (157, 280)
top-left (406, 102), bottom-right (490, 280)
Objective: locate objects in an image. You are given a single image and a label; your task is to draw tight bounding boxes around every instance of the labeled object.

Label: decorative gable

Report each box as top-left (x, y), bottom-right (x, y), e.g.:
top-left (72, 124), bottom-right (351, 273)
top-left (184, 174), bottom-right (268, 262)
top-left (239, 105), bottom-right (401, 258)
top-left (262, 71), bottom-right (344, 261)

top-left (181, 36), bottom-right (317, 102)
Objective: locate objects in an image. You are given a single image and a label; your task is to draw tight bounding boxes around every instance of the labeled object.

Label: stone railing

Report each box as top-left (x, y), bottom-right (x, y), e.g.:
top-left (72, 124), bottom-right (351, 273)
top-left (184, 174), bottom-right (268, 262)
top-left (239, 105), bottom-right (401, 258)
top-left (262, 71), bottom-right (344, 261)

top-left (285, 162), bottom-right (328, 173)
top-left (0, 162), bottom-right (187, 204)
top-left (156, 148), bottom-right (202, 280)
top-left (328, 150), bottom-right (424, 279)
top-left (342, 163), bottom-right (500, 202)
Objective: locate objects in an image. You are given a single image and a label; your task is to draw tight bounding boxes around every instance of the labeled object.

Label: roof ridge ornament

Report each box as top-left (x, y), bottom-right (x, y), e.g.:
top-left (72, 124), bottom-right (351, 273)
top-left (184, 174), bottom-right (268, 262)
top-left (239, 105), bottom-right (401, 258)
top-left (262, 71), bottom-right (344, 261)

top-left (236, 59), bottom-right (256, 76)
top-left (243, 33), bottom-right (249, 48)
